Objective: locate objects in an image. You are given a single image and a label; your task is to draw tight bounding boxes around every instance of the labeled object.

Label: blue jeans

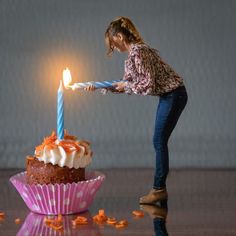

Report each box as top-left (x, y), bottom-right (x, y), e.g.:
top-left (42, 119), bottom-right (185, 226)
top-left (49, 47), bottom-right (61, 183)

top-left (153, 85), bottom-right (188, 189)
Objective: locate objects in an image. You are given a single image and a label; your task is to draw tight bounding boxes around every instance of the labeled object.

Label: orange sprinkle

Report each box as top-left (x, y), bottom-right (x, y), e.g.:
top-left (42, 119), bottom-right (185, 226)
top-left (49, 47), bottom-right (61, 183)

top-left (0, 212), bottom-right (5, 222)
top-left (0, 212), bottom-right (5, 217)
top-left (15, 218), bottom-right (21, 224)
top-left (71, 216), bottom-right (88, 226)
top-left (98, 209), bottom-right (105, 216)
top-left (46, 144), bottom-right (57, 150)
top-left (93, 215), bottom-right (108, 224)
top-left (132, 210), bottom-right (144, 217)
top-left (93, 215), bottom-right (106, 223)
top-left (44, 215), bottom-right (63, 231)
top-left (50, 224), bottom-right (63, 231)
top-left (114, 219), bottom-right (128, 229)
top-left (72, 220), bottom-right (88, 226)
top-left (57, 214), bottom-right (63, 222)
top-left (119, 219), bottom-right (128, 225)
top-left (106, 217), bottom-right (117, 225)
top-left (64, 129), bottom-right (77, 140)
top-left (58, 140), bottom-right (81, 153)
top-left (44, 214), bottom-right (63, 223)
top-left (75, 216), bottom-right (87, 221)
top-left (115, 223), bottom-right (127, 228)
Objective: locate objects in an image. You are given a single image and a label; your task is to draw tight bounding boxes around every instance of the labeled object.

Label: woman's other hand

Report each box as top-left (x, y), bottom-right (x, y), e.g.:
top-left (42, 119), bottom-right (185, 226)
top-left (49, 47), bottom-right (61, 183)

top-left (112, 81), bottom-right (127, 92)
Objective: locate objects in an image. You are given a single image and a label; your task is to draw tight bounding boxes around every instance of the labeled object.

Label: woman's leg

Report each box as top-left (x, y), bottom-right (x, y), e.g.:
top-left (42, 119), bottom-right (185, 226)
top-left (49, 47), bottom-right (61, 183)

top-left (153, 88), bottom-right (188, 189)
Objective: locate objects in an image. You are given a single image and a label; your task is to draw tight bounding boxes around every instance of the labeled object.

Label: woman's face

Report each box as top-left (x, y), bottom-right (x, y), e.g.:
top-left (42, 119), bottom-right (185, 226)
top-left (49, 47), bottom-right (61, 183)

top-left (111, 33), bottom-right (128, 52)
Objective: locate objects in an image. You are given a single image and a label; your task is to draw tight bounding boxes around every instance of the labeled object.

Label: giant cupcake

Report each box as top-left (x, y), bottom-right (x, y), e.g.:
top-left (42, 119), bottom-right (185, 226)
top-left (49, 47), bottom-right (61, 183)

top-left (10, 130), bottom-right (105, 215)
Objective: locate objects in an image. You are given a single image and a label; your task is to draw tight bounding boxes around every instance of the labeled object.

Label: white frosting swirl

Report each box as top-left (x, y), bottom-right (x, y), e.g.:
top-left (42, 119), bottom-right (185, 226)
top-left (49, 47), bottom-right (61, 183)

top-left (35, 139), bottom-right (93, 169)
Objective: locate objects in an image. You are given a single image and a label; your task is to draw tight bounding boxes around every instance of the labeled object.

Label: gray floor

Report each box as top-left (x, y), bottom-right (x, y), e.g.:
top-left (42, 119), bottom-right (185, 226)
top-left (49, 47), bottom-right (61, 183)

top-left (0, 168), bottom-right (236, 235)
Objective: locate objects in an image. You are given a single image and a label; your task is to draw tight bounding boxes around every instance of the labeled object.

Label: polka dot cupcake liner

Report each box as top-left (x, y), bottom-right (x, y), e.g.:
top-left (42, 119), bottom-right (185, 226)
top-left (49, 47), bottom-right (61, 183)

top-left (10, 171), bottom-right (105, 215)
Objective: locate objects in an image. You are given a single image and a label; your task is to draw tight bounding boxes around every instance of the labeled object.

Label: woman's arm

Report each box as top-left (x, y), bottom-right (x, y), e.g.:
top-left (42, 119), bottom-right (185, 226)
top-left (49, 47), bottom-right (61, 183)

top-left (123, 48), bottom-right (153, 95)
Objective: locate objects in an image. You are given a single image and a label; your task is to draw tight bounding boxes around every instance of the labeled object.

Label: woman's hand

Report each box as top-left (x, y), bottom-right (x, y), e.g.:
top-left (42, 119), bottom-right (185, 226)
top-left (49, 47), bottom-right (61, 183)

top-left (84, 84), bottom-right (96, 91)
top-left (112, 81), bottom-right (127, 92)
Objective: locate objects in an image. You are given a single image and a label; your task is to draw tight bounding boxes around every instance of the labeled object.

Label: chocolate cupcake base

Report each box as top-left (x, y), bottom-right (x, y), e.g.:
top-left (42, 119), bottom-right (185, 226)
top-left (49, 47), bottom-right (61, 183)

top-left (26, 156), bottom-right (85, 185)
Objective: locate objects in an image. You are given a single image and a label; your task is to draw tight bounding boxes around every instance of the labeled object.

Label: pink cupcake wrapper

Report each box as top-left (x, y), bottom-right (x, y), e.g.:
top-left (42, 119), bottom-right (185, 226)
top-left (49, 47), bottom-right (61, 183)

top-left (10, 171), bottom-right (105, 215)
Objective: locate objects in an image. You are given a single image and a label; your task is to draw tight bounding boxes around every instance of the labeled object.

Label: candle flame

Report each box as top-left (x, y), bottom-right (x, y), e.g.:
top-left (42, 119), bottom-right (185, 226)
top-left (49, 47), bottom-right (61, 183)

top-left (63, 68), bottom-right (72, 88)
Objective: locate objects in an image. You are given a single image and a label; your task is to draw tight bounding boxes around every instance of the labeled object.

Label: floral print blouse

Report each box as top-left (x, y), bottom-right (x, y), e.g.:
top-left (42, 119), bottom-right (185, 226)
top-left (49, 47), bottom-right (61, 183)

top-left (102, 43), bottom-right (184, 96)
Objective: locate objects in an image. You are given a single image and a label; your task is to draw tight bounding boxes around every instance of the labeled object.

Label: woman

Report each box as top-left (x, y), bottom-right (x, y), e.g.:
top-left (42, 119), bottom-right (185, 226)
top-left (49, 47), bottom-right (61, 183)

top-left (85, 16), bottom-right (188, 204)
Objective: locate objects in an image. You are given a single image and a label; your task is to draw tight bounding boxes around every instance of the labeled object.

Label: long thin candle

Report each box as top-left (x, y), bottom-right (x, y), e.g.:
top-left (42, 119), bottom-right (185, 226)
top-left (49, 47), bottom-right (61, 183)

top-left (57, 80), bottom-right (64, 140)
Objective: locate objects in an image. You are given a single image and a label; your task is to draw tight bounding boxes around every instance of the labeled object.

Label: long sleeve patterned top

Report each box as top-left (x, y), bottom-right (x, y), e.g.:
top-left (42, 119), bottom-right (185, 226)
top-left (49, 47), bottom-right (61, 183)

top-left (102, 43), bottom-right (184, 96)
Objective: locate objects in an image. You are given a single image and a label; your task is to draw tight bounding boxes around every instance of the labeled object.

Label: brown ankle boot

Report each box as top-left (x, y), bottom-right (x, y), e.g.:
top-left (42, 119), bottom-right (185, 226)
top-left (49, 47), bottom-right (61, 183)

top-left (139, 188), bottom-right (168, 205)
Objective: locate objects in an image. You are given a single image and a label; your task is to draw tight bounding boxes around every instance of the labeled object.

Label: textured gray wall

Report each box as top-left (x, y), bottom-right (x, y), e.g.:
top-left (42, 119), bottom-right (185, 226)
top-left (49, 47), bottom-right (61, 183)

top-left (0, 0), bottom-right (235, 169)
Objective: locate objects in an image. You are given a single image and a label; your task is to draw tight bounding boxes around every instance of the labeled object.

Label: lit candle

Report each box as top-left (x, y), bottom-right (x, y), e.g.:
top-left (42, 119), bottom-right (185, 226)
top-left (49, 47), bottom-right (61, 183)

top-left (57, 80), bottom-right (64, 140)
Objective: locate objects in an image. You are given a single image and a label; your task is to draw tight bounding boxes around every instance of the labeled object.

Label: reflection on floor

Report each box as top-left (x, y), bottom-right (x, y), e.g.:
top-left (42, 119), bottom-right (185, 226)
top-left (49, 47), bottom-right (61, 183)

top-left (0, 168), bottom-right (235, 235)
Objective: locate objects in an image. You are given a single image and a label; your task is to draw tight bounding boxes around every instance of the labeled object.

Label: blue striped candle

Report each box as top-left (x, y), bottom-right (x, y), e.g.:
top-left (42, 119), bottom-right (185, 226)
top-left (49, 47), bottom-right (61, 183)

top-left (57, 80), bottom-right (64, 140)
top-left (70, 79), bottom-right (122, 90)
